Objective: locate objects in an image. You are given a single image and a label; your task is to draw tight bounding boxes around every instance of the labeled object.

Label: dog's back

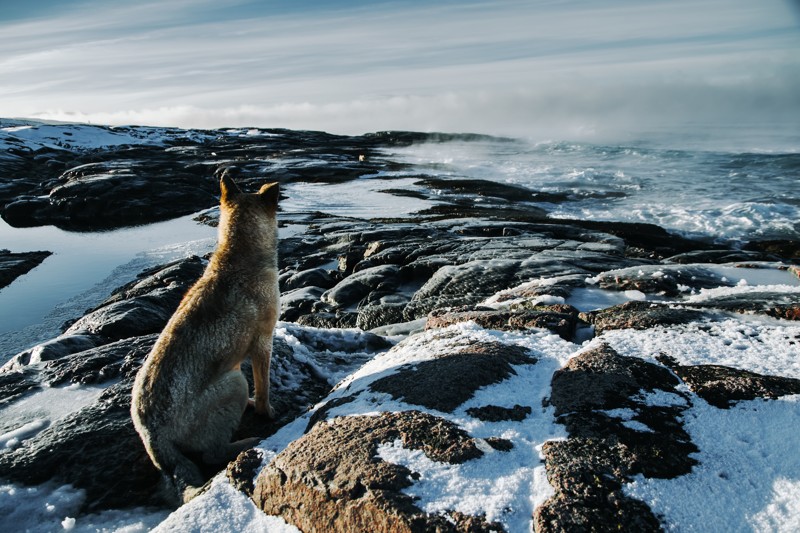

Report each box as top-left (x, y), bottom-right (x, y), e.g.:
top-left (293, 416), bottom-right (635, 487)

top-left (131, 176), bottom-right (280, 504)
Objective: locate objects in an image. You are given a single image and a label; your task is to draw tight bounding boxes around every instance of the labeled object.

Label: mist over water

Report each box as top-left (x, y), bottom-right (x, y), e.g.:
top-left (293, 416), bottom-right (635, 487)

top-left (387, 128), bottom-right (800, 245)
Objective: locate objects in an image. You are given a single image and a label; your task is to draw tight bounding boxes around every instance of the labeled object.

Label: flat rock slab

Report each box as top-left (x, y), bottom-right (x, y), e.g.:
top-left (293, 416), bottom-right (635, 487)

top-left (426, 304), bottom-right (581, 341)
top-left (248, 411), bottom-right (504, 533)
top-left (370, 341), bottom-right (536, 413)
top-left (0, 249), bottom-right (51, 290)
top-left (589, 264), bottom-right (735, 296)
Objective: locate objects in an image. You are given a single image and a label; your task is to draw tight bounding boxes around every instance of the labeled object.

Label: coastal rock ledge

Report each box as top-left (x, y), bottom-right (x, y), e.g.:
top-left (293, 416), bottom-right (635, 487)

top-left (0, 126), bottom-right (798, 531)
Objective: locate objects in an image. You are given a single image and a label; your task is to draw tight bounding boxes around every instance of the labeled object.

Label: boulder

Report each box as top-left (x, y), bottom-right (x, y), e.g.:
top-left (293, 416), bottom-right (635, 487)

top-left (426, 304), bottom-right (582, 341)
top-left (580, 300), bottom-right (708, 334)
top-left (248, 411), bottom-right (503, 533)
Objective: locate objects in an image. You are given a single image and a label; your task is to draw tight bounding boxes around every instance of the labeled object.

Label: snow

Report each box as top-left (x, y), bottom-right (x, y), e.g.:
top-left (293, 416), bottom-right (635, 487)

top-left (0, 482), bottom-right (169, 533)
top-left (0, 384), bottom-right (105, 450)
top-left (0, 119), bottom-right (179, 152)
top-left (252, 323), bottom-right (575, 532)
top-left (152, 478), bottom-right (299, 533)
top-left (624, 395), bottom-right (800, 533)
top-left (602, 318), bottom-right (800, 379)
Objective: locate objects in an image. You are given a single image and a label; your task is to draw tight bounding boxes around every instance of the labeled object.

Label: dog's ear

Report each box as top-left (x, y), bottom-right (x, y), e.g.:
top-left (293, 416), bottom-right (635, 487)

top-left (258, 182), bottom-right (280, 208)
top-left (220, 173), bottom-right (242, 204)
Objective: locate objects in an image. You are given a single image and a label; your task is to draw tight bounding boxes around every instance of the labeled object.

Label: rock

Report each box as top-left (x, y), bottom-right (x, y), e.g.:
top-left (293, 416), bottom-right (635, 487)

top-left (426, 304), bottom-right (582, 341)
top-left (589, 264), bottom-right (734, 296)
top-left (0, 351), bottom-right (163, 513)
top-left (370, 342), bottom-right (536, 412)
top-left (666, 249), bottom-right (779, 264)
top-left (465, 404), bottom-right (532, 422)
top-left (686, 290), bottom-right (800, 320)
top-left (296, 310), bottom-right (358, 329)
top-left (0, 366), bottom-right (40, 407)
top-left (580, 301), bottom-right (709, 334)
top-left (5, 334), bottom-right (100, 369)
top-left (403, 254), bottom-right (593, 321)
top-left (657, 355), bottom-right (800, 408)
top-left (0, 249), bottom-right (51, 289)
top-left (321, 264), bottom-right (400, 307)
top-left (743, 239), bottom-right (800, 262)
top-left (248, 411), bottom-right (503, 532)
top-left (536, 344), bottom-right (697, 531)
top-left (281, 268), bottom-right (336, 291)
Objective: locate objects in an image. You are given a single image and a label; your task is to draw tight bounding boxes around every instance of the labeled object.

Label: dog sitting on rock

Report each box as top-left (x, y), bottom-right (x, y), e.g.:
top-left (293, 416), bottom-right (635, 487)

top-left (131, 173), bottom-right (280, 504)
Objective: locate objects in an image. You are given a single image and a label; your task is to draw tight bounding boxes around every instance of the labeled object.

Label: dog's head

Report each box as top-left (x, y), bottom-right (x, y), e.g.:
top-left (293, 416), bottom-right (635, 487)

top-left (219, 173), bottom-right (279, 217)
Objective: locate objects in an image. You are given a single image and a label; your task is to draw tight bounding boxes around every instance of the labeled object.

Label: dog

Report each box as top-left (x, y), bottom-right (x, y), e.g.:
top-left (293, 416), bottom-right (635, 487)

top-left (131, 173), bottom-right (280, 504)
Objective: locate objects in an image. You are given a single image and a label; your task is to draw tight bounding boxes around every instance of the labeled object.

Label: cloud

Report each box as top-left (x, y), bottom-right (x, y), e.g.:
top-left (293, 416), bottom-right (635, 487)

top-left (1, 0), bottom-right (798, 139)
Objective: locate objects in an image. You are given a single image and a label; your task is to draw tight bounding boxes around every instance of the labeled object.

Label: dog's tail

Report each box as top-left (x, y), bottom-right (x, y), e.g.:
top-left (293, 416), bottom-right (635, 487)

top-left (150, 437), bottom-right (207, 505)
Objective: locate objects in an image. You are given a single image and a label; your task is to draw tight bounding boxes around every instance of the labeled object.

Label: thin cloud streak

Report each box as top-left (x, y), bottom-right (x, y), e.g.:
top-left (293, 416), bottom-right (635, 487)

top-left (0, 0), bottom-right (797, 138)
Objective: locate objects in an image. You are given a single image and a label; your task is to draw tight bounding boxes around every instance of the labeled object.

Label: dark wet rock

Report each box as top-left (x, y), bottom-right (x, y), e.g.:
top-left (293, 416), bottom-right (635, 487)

top-left (321, 264), bottom-right (400, 307)
top-left (355, 295), bottom-right (410, 330)
top-left (426, 304), bottom-right (582, 340)
top-left (370, 342), bottom-right (536, 412)
top-left (5, 334), bottom-right (101, 369)
top-left (248, 411), bottom-right (500, 532)
top-left (0, 366), bottom-right (40, 408)
top-left (280, 267), bottom-right (336, 291)
top-left (0, 249), bottom-right (51, 289)
top-left (281, 323), bottom-right (392, 353)
top-left (295, 310), bottom-right (358, 329)
top-left (403, 248), bottom-right (635, 321)
top-left (64, 298), bottom-right (177, 340)
top-left (2, 126), bottom-right (445, 231)
top-left (40, 334), bottom-right (157, 386)
top-left (536, 344), bottom-right (697, 532)
top-left (686, 290), bottom-right (800, 320)
top-left (743, 239), bottom-right (800, 262)
top-left (590, 264), bottom-right (734, 296)
top-left (567, 219), bottom-right (725, 260)
top-left (657, 354), bottom-right (800, 408)
top-left (466, 404), bottom-right (532, 422)
top-left (580, 300), bottom-right (709, 334)
top-left (279, 286), bottom-right (326, 321)
top-left (0, 378), bottom-right (164, 512)
top-left (416, 176), bottom-right (557, 203)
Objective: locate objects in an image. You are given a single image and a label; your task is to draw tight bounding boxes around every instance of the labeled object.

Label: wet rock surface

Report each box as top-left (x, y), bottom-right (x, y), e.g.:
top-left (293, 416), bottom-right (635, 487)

top-left (0, 249), bottom-right (51, 290)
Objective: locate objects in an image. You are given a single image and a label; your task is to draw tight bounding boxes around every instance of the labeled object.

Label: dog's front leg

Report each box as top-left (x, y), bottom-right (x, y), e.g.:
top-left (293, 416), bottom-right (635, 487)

top-left (250, 330), bottom-right (276, 418)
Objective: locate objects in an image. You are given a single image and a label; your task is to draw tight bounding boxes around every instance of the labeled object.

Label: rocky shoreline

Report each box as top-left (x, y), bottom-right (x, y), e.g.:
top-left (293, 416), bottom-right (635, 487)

top-left (1, 123), bottom-right (799, 531)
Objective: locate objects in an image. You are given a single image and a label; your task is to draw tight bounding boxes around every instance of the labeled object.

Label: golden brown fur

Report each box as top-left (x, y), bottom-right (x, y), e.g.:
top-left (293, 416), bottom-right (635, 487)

top-left (131, 174), bottom-right (280, 504)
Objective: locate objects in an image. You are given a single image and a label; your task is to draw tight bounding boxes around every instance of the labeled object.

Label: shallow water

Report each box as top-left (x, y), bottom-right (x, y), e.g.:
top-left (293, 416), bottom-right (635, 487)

top-left (0, 215), bottom-right (217, 360)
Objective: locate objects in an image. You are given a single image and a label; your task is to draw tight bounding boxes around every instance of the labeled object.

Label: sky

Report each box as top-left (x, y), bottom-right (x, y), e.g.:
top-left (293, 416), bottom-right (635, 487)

top-left (0, 0), bottom-right (798, 139)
